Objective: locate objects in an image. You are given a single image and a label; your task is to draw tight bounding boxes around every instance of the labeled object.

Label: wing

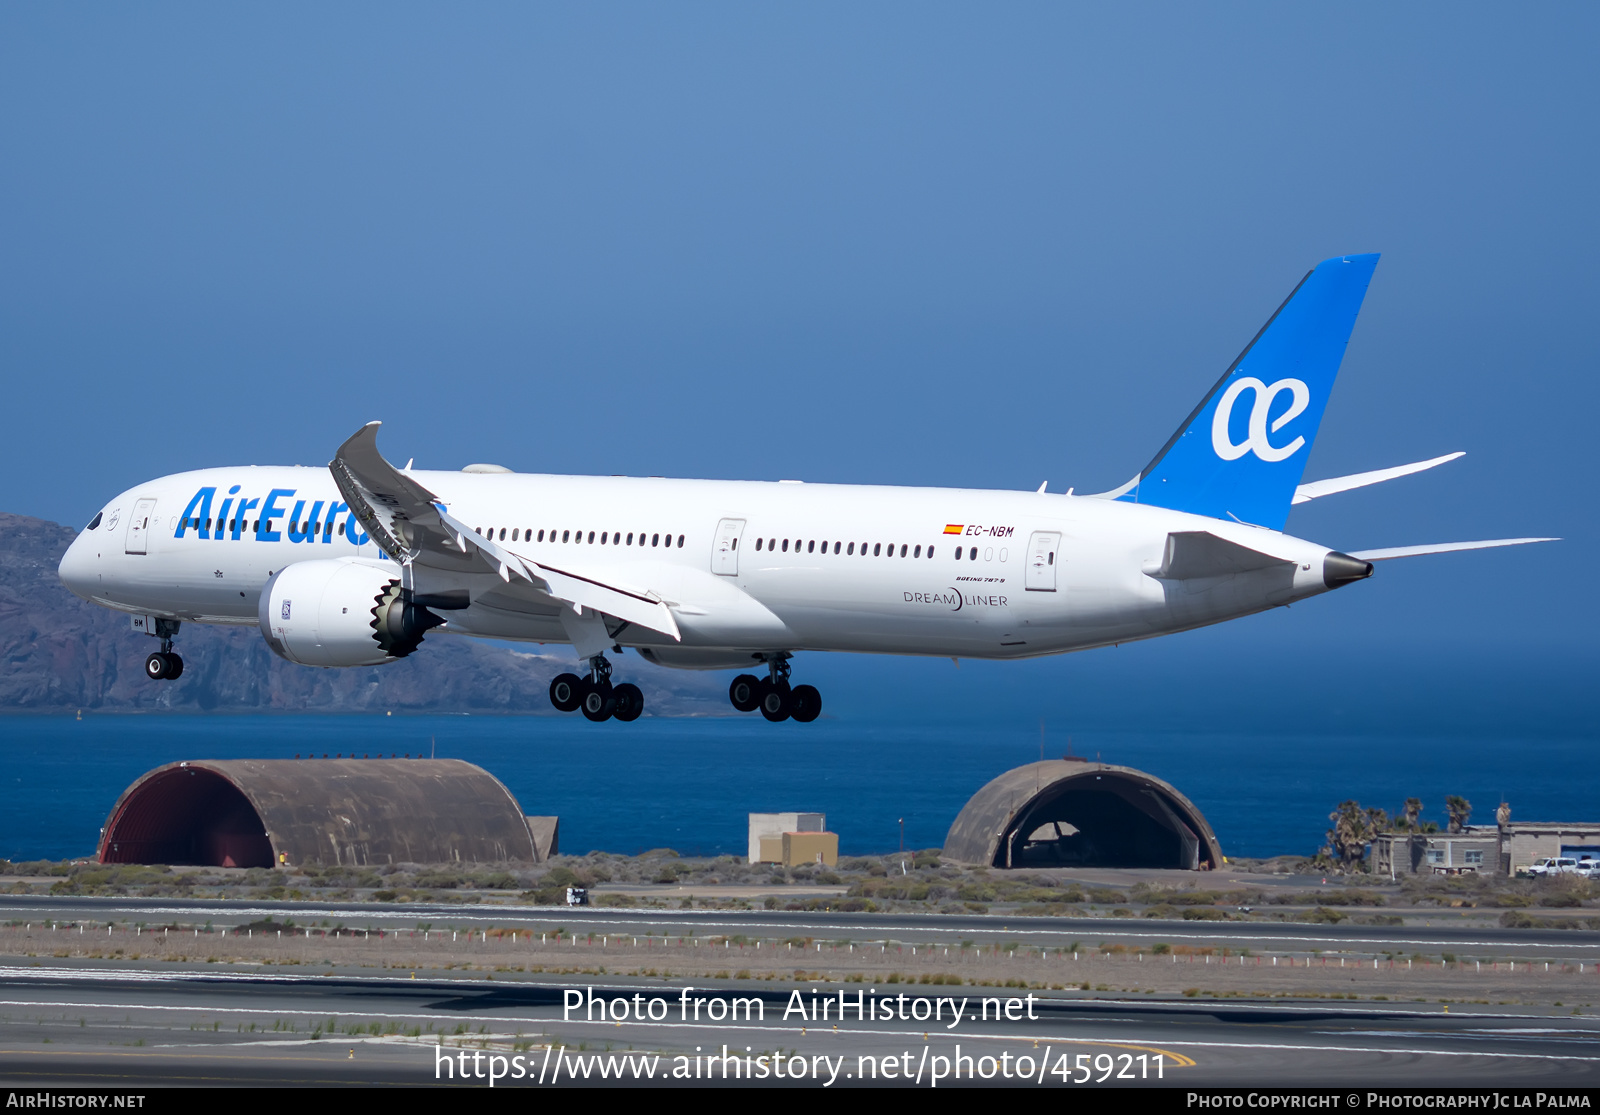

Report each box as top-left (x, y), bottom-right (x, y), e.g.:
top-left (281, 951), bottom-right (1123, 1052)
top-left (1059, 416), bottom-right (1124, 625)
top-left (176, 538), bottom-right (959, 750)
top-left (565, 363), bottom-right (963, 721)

top-left (329, 422), bottom-right (681, 641)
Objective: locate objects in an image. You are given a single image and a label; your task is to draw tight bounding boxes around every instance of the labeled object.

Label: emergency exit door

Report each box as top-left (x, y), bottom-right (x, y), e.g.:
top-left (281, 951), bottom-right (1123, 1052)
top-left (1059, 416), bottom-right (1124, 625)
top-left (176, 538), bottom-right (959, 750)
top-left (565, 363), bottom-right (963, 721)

top-left (1025, 531), bottom-right (1061, 591)
top-left (125, 497), bottom-right (157, 555)
top-left (711, 518), bottom-right (746, 575)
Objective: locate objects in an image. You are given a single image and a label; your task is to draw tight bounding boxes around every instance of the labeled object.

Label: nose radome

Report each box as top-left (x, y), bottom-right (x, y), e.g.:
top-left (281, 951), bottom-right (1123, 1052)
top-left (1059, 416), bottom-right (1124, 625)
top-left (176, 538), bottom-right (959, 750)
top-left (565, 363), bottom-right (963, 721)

top-left (58, 532), bottom-right (98, 600)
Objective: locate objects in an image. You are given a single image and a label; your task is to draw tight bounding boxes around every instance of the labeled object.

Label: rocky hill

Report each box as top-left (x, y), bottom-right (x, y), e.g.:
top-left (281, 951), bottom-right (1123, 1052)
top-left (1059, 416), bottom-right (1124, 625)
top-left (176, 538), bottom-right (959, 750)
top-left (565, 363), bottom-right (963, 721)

top-left (0, 512), bottom-right (724, 714)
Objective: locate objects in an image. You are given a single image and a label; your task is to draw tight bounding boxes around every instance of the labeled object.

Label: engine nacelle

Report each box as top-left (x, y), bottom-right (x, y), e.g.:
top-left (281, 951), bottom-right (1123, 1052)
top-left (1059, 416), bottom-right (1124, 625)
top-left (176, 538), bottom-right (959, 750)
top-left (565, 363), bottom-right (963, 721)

top-left (258, 558), bottom-right (443, 667)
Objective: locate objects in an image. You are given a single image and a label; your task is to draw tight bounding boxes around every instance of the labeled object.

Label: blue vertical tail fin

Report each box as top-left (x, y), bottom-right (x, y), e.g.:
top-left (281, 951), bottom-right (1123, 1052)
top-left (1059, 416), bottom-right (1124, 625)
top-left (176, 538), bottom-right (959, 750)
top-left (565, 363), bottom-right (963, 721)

top-left (1112, 254), bottom-right (1379, 530)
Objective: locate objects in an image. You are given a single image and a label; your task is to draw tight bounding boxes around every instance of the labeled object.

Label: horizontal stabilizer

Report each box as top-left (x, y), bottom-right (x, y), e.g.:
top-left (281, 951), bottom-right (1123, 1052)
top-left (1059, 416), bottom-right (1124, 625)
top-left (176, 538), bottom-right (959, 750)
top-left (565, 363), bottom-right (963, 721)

top-left (1349, 537), bottom-right (1558, 562)
top-left (1144, 531), bottom-right (1294, 580)
top-left (1292, 452), bottom-right (1464, 504)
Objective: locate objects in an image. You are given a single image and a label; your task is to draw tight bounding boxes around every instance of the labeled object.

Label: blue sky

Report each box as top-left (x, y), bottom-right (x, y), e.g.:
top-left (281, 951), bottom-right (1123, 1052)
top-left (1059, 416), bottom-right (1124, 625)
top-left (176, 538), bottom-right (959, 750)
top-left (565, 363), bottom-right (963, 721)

top-left (2, 4), bottom-right (1594, 733)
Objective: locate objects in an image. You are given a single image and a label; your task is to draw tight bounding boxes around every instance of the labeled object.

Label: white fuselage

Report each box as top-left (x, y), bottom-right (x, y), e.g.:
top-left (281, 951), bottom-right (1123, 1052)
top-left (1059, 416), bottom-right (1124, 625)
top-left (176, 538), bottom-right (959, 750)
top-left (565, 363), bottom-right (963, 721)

top-left (59, 464), bottom-right (1347, 664)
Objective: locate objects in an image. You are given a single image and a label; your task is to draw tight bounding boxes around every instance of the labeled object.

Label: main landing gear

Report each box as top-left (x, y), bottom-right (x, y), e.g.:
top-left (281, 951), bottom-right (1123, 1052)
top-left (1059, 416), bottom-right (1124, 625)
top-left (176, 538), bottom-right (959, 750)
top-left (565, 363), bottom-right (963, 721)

top-left (143, 620), bottom-right (184, 681)
top-left (549, 654), bottom-right (643, 723)
top-left (728, 654), bottom-right (820, 723)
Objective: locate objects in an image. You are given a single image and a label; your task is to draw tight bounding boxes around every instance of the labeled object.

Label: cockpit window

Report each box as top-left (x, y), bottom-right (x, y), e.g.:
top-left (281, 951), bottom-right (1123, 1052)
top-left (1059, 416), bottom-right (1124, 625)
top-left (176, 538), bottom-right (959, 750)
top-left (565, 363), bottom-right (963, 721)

top-left (86, 512), bottom-right (102, 531)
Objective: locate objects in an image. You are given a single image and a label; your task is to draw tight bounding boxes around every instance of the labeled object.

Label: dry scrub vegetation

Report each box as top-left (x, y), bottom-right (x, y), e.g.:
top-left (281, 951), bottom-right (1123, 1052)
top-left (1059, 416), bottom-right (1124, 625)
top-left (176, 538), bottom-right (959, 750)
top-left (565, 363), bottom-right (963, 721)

top-left (4, 853), bottom-right (1596, 929)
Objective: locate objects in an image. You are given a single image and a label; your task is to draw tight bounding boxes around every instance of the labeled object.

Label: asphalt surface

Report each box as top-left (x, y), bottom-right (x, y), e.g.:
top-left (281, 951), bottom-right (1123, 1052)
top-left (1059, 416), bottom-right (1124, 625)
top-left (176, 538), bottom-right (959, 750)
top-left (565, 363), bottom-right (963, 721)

top-left (2, 895), bottom-right (1599, 1086)
top-left (4, 895), bottom-right (1598, 957)
top-left (0, 962), bottom-right (1597, 1087)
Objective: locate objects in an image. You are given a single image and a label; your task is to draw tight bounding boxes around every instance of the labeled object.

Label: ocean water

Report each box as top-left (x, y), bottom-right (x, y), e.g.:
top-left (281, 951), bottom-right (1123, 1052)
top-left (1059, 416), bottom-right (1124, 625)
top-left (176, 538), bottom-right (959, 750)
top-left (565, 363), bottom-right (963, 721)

top-left (0, 714), bottom-right (1591, 863)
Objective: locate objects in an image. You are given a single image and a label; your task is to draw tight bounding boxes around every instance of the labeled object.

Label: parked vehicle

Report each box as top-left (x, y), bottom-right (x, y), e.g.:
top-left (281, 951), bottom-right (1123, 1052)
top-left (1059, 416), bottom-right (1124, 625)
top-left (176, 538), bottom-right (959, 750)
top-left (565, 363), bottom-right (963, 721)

top-left (1528, 857), bottom-right (1580, 877)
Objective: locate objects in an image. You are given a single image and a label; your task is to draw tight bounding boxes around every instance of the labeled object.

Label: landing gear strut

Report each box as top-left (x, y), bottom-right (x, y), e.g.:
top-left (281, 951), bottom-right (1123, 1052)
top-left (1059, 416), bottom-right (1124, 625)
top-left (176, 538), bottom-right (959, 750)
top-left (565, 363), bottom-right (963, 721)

top-left (729, 654), bottom-right (820, 723)
top-left (548, 653), bottom-right (644, 722)
top-left (143, 620), bottom-right (184, 681)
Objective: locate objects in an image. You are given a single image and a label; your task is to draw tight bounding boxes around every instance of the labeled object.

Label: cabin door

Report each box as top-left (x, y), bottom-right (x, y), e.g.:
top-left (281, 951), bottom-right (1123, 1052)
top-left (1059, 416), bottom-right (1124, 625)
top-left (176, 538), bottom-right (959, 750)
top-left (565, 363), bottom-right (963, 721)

top-left (711, 518), bottom-right (746, 575)
top-left (1024, 530), bottom-right (1061, 591)
top-left (125, 498), bottom-right (157, 555)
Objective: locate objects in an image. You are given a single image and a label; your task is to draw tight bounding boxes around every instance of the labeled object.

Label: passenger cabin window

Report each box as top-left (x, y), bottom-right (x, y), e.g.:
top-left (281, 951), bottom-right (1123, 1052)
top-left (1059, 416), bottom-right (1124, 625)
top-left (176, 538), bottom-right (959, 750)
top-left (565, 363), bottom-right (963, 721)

top-left (807, 540), bottom-right (815, 553)
top-left (873, 543), bottom-right (881, 556)
top-left (678, 534), bottom-right (685, 547)
top-left (562, 530), bottom-right (570, 542)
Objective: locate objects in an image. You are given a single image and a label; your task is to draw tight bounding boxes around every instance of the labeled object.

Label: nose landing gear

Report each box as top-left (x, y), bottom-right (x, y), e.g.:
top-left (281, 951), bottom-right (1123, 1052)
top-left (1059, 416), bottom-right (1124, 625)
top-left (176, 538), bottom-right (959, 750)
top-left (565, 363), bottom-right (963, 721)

top-left (142, 620), bottom-right (184, 681)
top-left (729, 654), bottom-right (820, 723)
top-left (548, 653), bottom-right (645, 722)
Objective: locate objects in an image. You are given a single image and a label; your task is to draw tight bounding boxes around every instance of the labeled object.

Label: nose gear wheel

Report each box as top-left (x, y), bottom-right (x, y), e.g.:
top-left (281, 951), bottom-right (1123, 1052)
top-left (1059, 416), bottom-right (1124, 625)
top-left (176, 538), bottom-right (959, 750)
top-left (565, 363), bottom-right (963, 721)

top-left (142, 623), bottom-right (184, 681)
top-left (145, 651), bottom-right (183, 680)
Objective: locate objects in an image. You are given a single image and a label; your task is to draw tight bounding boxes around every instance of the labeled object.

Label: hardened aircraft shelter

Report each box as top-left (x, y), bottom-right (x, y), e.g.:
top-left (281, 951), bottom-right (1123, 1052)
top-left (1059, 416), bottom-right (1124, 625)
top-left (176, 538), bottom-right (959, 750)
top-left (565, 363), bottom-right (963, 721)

top-left (943, 760), bottom-right (1223, 870)
top-left (98, 758), bottom-right (552, 868)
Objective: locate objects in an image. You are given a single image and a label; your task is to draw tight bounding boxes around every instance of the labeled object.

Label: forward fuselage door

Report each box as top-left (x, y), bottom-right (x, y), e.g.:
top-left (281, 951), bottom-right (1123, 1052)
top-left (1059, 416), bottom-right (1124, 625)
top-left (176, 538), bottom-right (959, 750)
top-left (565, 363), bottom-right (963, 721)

top-left (125, 497), bottom-right (157, 555)
top-left (1025, 530), bottom-right (1061, 591)
top-left (711, 517), bottom-right (746, 575)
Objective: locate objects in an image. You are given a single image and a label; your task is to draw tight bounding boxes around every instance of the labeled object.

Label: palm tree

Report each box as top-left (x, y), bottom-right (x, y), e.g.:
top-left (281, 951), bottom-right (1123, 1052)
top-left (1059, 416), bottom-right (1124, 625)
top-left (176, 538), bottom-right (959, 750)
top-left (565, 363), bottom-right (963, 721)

top-left (1400, 797), bottom-right (1423, 832)
top-left (1325, 801), bottom-right (1380, 871)
top-left (1445, 795), bottom-right (1472, 834)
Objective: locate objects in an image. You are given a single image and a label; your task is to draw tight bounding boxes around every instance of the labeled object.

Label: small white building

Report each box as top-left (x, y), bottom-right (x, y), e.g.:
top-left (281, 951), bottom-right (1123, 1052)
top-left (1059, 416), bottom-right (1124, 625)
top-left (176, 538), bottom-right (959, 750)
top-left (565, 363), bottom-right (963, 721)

top-left (747, 812), bottom-right (824, 863)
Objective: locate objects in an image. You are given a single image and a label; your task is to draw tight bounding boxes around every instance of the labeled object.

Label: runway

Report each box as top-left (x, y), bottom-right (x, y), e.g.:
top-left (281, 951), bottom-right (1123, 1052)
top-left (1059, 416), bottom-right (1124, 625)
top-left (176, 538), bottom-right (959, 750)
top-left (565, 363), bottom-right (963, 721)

top-left (2, 892), bottom-right (1599, 1087)
top-left (0, 962), bottom-right (1597, 1087)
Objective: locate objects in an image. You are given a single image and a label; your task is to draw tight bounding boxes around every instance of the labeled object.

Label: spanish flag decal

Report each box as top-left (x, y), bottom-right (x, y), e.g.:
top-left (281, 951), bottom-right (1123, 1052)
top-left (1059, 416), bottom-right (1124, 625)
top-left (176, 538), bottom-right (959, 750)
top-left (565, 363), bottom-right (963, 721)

top-left (943, 524), bottom-right (964, 535)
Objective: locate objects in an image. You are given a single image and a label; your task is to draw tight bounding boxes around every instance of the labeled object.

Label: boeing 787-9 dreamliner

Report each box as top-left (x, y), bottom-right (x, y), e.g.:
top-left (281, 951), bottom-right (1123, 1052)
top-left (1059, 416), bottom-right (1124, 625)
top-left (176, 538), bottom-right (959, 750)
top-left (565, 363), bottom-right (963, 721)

top-left (58, 254), bottom-right (1552, 722)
